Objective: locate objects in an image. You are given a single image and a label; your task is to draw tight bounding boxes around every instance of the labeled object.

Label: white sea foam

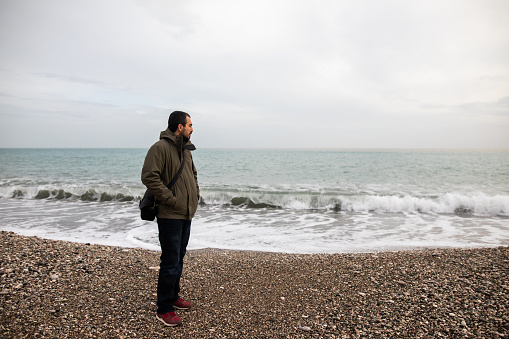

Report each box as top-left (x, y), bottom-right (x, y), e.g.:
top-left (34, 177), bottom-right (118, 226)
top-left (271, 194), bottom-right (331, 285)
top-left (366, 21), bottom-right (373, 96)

top-left (1, 198), bottom-right (507, 253)
top-left (338, 192), bottom-right (509, 216)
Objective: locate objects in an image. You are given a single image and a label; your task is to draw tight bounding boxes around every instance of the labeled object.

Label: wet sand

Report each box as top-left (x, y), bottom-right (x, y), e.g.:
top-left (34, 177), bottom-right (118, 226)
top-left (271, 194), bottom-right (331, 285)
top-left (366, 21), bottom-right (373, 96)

top-left (1, 231), bottom-right (508, 338)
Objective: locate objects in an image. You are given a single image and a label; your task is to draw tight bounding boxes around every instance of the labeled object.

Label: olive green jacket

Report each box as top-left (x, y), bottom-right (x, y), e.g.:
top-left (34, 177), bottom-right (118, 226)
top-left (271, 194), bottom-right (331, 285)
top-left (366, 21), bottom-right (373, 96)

top-left (141, 129), bottom-right (199, 220)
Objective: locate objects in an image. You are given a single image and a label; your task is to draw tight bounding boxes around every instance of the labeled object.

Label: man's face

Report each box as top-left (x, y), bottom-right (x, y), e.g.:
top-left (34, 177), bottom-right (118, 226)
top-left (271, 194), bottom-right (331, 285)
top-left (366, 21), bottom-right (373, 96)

top-left (179, 116), bottom-right (193, 140)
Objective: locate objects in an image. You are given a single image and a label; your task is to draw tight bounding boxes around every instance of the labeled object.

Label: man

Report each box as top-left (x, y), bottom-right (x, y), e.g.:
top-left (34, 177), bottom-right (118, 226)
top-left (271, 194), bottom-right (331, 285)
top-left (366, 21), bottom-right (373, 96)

top-left (141, 111), bottom-right (199, 327)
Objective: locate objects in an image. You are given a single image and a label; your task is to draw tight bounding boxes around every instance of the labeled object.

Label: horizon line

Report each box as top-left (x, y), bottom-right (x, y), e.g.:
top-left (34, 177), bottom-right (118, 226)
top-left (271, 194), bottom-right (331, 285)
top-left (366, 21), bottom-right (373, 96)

top-left (1, 147), bottom-right (508, 151)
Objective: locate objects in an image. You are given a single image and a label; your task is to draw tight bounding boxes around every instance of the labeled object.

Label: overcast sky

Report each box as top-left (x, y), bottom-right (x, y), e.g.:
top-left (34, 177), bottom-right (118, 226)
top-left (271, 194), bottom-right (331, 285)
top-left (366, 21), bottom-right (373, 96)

top-left (1, 0), bottom-right (508, 149)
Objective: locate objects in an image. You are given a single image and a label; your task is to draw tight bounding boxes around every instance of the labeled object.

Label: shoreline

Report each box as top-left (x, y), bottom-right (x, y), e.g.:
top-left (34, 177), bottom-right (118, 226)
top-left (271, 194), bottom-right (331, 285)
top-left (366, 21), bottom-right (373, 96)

top-left (1, 231), bottom-right (508, 338)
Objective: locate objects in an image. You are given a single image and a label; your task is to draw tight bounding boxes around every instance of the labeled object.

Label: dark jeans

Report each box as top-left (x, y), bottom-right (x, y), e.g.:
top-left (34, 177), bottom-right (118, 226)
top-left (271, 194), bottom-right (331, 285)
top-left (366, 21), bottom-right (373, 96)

top-left (156, 218), bottom-right (191, 314)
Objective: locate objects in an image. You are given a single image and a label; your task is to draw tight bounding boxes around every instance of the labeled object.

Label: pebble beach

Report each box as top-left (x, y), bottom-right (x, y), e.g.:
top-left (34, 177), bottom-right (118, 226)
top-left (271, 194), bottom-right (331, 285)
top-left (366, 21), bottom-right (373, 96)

top-left (1, 231), bottom-right (508, 338)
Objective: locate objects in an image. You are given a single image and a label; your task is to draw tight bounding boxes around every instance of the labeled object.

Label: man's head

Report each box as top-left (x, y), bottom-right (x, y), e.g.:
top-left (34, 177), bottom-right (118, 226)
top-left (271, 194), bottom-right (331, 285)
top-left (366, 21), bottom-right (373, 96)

top-left (168, 111), bottom-right (193, 141)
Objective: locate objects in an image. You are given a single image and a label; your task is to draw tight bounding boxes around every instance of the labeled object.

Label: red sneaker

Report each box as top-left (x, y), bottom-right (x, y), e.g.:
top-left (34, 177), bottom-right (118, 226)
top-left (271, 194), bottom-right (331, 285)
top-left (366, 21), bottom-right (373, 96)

top-left (173, 298), bottom-right (192, 310)
top-left (156, 312), bottom-right (182, 326)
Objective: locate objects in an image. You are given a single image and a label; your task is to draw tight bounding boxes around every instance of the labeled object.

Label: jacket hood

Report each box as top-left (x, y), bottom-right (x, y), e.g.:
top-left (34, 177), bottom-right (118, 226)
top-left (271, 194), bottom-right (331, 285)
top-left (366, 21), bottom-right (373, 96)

top-left (159, 128), bottom-right (196, 150)
top-left (160, 128), bottom-right (177, 143)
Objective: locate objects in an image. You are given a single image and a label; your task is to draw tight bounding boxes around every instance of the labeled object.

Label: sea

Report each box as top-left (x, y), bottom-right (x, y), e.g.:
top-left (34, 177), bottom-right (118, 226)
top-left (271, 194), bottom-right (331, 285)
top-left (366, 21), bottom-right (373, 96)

top-left (0, 148), bottom-right (508, 253)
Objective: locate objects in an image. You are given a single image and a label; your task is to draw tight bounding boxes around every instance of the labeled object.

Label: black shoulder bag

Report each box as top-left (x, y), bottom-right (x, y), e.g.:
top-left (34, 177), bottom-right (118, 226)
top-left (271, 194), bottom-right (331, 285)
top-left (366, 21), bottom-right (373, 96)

top-left (139, 143), bottom-right (195, 221)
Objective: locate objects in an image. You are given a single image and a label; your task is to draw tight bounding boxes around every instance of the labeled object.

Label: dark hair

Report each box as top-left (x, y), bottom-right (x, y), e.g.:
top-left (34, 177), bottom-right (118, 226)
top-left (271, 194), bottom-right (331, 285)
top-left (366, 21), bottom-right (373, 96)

top-left (168, 111), bottom-right (190, 133)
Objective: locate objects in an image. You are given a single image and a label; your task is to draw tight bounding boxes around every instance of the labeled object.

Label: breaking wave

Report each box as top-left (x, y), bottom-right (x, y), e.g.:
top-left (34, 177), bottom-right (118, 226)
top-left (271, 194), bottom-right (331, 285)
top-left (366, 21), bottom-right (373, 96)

top-left (2, 185), bottom-right (508, 217)
top-left (203, 191), bottom-right (509, 216)
top-left (3, 187), bottom-right (138, 203)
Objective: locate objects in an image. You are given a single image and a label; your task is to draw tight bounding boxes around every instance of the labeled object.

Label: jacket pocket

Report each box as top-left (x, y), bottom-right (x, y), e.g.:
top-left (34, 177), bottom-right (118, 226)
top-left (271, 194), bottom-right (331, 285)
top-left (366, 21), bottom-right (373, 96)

top-left (165, 195), bottom-right (177, 209)
top-left (171, 181), bottom-right (187, 215)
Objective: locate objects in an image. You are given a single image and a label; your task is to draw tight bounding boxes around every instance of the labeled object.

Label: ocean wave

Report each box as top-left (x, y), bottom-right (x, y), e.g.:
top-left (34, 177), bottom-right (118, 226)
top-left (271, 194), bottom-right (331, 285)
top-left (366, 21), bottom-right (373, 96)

top-left (1, 185), bottom-right (508, 217)
top-left (2, 187), bottom-right (138, 203)
top-left (200, 191), bottom-right (509, 217)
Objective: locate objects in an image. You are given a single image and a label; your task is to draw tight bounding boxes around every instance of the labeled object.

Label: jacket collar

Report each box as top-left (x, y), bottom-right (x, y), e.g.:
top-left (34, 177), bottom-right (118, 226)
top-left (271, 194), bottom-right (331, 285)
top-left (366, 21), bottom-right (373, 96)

top-left (159, 128), bottom-right (196, 150)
